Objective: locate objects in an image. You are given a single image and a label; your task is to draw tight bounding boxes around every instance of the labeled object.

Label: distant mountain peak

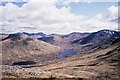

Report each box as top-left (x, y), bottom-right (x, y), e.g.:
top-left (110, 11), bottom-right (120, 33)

top-left (72, 29), bottom-right (120, 45)
top-left (17, 32), bottom-right (46, 37)
top-left (99, 29), bottom-right (116, 35)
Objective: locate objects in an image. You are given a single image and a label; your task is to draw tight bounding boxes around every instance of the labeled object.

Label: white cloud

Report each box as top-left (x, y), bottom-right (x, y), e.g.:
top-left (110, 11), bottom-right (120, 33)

top-left (108, 6), bottom-right (118, 21)
top-left (0, 1), bottom-right (118, 34)
top-left (94, 14), bottom-right (102, 20)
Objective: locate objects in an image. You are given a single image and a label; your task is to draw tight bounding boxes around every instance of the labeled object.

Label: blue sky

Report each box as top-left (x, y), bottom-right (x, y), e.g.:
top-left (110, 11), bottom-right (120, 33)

top-left (0, 0), bottom-right (118, 34)
top-left (57, 2), bottom-right (118, 20)
top-left (1, 2), bottom-right (27, 7)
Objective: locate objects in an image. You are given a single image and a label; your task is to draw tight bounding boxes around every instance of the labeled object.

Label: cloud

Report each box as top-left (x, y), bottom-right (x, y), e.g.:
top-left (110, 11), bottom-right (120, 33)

top-left (0, 1), bottom-right (118, 34)
top-left (66, 13), bottom-right (117, 33)
top-left (108, 6), bottom-right (118, 22)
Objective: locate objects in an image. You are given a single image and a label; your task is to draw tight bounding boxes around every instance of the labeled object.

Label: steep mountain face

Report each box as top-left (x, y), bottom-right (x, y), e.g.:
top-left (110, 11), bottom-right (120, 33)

top-left (1, 34), bottom-right (60, 65)
top-left (72, 30), bottom-right (119, 45)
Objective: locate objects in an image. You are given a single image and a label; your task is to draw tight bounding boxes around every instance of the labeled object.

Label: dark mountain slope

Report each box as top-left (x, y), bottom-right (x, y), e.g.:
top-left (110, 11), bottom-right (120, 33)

top-left (72, 30), bottom-right (119, 45)
top-left (17, 32), bottom-right (46, 37)
top-left (2, 34), bottom-right (22, 41)
top-left (38, 36), bottom-right (54, 44)
top-left (80, 30), bottom-right (119, 44)
top-left (16, 32), bottom-right (46, 39)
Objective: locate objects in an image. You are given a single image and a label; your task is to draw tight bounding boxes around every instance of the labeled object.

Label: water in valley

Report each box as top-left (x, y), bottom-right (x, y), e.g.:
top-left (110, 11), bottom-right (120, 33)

top-left (58, 49), bottom-right (77, 59)
top-left (13, 61), bottom-right (36, 65)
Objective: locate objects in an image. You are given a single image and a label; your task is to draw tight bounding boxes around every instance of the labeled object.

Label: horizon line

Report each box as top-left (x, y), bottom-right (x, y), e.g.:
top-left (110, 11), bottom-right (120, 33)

top-left (1, 29), bottom-right (119, 35)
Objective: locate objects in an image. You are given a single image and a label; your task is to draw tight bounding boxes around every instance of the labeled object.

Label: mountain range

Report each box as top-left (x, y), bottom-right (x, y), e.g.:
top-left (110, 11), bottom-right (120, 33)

top-left (1, 29), bottom-right (120, 79)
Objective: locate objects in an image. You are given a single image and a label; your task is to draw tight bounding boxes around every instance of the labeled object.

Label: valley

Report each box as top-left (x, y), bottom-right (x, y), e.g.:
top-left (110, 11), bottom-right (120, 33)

top-left (0, 29), bottom-right (120, 80)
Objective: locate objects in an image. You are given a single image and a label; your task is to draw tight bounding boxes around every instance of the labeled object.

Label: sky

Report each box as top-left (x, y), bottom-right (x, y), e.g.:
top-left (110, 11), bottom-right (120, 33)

top-left (0, 0), bottom-right (119, 34)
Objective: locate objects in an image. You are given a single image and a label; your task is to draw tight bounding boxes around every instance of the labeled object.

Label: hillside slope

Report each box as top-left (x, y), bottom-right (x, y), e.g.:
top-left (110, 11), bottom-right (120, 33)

top-left (35, 37), bottom-right (120, 79)
top-left (1, 34), bottom-right (61, 65)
